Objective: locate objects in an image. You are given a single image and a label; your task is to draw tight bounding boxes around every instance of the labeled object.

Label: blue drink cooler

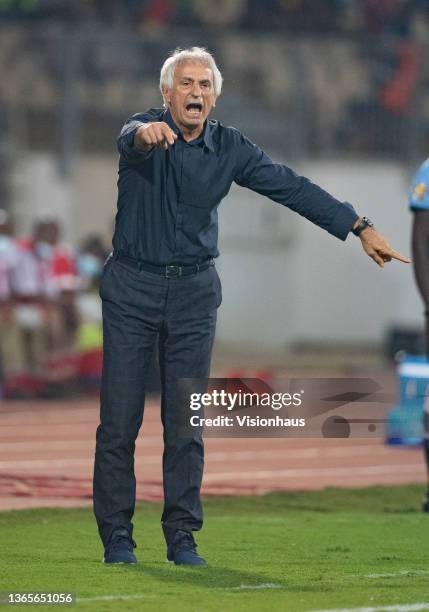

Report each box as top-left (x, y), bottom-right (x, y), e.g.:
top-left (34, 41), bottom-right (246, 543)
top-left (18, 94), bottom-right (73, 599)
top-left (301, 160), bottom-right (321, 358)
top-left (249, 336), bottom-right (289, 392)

top-left (398, 356), bottom-right (429, 408)
top-left (386, 356), bottom-right (428, 446)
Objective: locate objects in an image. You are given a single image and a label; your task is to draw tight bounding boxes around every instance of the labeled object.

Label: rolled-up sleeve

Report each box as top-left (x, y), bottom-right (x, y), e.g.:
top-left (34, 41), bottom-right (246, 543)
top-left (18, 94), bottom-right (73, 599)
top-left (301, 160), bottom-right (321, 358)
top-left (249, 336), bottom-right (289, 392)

top-left (234, 134), bottom-right (358, 241)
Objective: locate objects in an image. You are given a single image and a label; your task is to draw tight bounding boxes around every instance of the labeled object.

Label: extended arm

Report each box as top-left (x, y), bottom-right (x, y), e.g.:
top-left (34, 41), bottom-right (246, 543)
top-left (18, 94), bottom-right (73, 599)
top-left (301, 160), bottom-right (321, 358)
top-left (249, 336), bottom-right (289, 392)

top-left (234, 134), bottom-right (410, 266)
top-left (234, 134), bottom-right (358, 241)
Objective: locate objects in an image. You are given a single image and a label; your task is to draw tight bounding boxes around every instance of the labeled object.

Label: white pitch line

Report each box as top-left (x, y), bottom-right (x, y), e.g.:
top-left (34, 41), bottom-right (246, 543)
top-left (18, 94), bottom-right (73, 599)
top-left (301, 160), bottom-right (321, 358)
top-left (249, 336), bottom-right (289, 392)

top-left (312, 603), bottom-right (429, 612)
top-left (77, 594), bottom-right (155, 603)
top-left (223, 583), bottom-right (283, 590)
top-left (366, 570), bottom-right (428, 579)
top-left (77, 583), bottom-right (283, 602)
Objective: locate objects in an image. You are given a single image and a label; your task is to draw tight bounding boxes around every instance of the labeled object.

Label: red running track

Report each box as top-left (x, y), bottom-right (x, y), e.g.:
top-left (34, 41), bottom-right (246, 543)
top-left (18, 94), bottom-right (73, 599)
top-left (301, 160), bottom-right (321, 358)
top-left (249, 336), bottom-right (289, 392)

top-left (0, 399), bottom-right (426, 511)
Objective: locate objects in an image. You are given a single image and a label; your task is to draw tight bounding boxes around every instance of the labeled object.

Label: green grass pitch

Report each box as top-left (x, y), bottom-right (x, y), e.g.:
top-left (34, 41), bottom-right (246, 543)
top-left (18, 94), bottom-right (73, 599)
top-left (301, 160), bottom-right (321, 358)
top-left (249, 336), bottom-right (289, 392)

top-left (1, 485), bottom-right (429, 611)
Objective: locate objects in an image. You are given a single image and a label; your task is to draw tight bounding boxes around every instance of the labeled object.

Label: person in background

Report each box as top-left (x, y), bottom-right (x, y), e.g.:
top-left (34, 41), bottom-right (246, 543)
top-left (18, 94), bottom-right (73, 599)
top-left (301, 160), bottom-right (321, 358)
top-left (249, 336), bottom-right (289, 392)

top-left (409, 158), bottom-right (429, 512)
top-left (0, 209), bottom-right (47, 376)
top-left (0, 209), bottom-right (17, 302)
top-left (77, 234), bottom-right (108, 292)
top-left (75, 234), bottom-right (108, 393)
top-left (30, 216), bottom-right (80, 355)
top-left (0, 209), bottom-right (19, 384)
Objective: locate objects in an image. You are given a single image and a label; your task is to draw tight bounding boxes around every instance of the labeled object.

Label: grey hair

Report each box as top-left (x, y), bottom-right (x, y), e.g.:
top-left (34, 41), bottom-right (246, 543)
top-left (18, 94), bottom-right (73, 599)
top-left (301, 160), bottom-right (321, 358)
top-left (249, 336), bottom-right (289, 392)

top-left (159, 47), bottom-right (223, 103)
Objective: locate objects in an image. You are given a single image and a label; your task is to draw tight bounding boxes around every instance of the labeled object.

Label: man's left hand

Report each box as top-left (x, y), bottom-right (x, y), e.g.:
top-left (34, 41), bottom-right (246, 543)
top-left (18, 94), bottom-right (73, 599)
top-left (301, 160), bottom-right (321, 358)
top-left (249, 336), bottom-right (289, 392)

top-left (358, 225), bottom-right (411, 267)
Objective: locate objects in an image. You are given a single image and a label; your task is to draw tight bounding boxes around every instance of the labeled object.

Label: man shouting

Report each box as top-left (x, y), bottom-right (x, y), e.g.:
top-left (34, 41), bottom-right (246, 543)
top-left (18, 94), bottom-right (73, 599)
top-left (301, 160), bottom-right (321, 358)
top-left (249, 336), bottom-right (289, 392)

top-left (93, 46), bottom-right (410, 566)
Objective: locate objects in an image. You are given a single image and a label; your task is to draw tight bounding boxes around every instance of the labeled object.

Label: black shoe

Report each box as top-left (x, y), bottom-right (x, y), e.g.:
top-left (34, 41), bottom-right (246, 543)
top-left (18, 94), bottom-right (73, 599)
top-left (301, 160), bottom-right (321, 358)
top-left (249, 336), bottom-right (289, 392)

top-left (103, 528), bottom-right (137, 564)
top-left (422, 490), bottom-right (429, 513)
top-left (167, 530), bottom-right (207, 566)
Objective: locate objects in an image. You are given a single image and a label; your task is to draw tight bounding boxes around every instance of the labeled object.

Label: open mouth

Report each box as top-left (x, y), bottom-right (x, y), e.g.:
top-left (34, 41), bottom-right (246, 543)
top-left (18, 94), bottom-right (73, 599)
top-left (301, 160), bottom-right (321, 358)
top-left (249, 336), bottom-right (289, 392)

top-left (185, 102), bottom-right (203, 116)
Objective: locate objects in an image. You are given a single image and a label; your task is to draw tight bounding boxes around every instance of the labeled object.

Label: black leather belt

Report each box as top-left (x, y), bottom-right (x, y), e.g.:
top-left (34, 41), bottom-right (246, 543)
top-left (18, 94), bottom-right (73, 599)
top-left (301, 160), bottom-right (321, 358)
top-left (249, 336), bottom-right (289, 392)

top-left (112, 252), bottom-right (214, 278)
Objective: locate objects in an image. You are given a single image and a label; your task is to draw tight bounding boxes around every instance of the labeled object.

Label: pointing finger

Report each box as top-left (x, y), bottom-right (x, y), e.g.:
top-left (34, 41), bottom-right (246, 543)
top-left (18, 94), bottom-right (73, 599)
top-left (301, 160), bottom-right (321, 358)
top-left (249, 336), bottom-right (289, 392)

top-left (386, 249), bottom-right (412, 264)
top-left (161, 125), bottom-right (177, 146)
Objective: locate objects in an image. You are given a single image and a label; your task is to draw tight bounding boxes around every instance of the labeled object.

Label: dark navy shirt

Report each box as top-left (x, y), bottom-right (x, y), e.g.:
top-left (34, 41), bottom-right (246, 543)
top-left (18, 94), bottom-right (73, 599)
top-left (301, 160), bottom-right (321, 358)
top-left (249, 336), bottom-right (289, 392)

top-left (113, 107), bottom-right (359, 265)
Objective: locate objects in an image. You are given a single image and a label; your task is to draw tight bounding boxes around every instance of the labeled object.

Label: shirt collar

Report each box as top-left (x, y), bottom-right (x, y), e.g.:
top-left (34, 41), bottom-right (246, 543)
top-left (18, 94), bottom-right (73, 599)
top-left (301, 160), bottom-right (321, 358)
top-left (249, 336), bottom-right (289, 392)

top-left (163, 108), bottom-right (215, 153)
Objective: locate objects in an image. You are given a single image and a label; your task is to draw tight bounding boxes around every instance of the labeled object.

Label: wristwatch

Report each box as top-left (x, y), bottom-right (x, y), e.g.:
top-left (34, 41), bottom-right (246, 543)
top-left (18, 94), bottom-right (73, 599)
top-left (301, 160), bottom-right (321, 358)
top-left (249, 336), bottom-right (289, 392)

top-left (352, 216), bottom-right (374, 237)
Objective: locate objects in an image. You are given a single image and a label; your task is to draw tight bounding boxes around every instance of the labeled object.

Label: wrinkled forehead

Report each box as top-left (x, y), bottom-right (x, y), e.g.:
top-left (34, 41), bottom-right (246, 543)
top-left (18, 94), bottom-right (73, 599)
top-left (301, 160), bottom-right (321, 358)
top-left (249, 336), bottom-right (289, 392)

top-left (173, 60), bottom-right (214, 83)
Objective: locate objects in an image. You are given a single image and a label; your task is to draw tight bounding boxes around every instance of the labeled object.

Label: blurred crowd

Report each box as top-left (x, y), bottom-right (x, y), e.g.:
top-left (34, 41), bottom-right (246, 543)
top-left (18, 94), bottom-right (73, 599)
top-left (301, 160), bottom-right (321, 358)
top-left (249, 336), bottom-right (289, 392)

top-left (0, 1), bottom-right (428, 160)
top-left (0, 209), bottom-right (108, 397)
top-left (0, 0), bottom-right (428, 36)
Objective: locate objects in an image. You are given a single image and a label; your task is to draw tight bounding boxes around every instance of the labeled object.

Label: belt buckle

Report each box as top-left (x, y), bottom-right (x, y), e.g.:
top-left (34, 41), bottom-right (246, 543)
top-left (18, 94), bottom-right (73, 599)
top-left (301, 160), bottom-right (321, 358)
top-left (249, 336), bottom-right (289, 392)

top-left (165, 265), bottom-right (182, 278)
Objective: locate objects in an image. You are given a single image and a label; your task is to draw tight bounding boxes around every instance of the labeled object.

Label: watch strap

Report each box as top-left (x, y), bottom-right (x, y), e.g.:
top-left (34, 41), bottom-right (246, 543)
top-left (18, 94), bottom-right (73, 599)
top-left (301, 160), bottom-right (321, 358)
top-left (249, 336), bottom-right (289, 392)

top-left (352, 216), bottom-right (373, 237)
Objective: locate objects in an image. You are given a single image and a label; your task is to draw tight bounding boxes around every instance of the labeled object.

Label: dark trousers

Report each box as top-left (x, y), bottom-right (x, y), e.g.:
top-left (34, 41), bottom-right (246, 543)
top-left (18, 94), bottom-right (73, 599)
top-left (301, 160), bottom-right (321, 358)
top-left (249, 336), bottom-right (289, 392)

top-left (93, 255), bottom-right (222, 547)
